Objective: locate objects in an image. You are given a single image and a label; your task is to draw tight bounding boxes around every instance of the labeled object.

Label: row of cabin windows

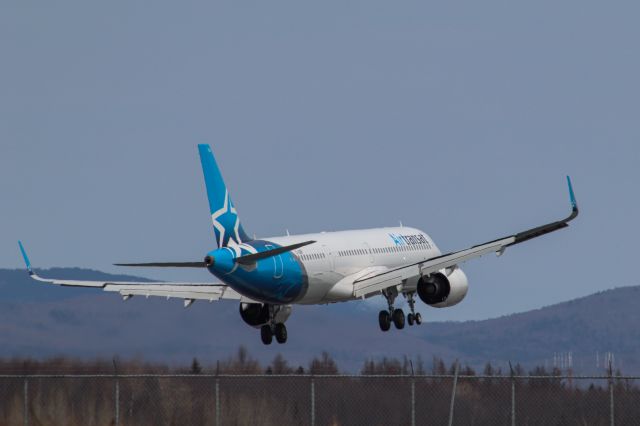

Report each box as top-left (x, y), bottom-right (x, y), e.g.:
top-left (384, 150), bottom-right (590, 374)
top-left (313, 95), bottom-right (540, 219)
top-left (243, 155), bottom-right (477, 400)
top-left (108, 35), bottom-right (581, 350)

top-left (300, 252), bottom-right (326, 261)
top-left (299, 242), bottom-right (432, 261)
top-left (337, 243), bottom-right (431, 257)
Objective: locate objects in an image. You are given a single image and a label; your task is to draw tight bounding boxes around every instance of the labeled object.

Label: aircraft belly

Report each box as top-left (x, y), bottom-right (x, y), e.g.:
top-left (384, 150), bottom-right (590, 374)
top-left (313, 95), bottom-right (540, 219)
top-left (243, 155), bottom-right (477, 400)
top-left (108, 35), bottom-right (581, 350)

top-left (296, 271), bottom-right (342, 304)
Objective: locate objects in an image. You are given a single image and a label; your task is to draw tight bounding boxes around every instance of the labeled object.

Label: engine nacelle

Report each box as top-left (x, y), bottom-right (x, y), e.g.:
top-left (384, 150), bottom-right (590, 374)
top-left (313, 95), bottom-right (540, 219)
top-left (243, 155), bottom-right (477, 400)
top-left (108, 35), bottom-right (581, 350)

top-left (417, 267), bottom-right (468, 308)
top-left (239, 303), bottom-right (270, 327)
top-left (239, 303), bottom-right (292, 328)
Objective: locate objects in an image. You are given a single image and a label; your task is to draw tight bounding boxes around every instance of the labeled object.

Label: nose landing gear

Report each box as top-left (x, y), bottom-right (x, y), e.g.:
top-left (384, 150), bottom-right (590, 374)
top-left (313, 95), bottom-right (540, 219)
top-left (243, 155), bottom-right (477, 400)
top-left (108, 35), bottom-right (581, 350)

top-left (405, 292), bottom-right (422, 327)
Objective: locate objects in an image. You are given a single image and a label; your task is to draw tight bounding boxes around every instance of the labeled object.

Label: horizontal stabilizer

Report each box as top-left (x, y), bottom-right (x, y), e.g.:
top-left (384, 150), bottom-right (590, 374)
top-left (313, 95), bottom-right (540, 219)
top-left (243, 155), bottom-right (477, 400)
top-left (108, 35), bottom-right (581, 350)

top-left (114, 261), bottom-right (206, 268)
top-left (235, 240), bottom-right (316, 265)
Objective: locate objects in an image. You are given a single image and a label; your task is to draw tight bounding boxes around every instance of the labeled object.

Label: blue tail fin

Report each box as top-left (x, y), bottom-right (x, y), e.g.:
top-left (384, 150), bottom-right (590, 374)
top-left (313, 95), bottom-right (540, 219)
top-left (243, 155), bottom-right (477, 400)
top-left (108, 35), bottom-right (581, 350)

top-left (198, 144), bottom-right (250, 247)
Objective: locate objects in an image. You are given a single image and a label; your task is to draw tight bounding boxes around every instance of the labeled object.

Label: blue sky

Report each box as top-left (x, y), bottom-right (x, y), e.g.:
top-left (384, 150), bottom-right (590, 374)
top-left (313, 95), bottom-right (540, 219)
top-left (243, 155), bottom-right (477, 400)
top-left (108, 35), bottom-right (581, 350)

top-left (1, 1), bottom-right (639, 321)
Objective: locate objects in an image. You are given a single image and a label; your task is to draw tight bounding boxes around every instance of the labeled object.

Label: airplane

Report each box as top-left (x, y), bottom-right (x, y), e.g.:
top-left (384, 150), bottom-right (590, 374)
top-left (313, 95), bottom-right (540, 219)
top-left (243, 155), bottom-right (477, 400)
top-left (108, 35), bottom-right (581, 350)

top-left (18, 144), bottom-right (579, 345)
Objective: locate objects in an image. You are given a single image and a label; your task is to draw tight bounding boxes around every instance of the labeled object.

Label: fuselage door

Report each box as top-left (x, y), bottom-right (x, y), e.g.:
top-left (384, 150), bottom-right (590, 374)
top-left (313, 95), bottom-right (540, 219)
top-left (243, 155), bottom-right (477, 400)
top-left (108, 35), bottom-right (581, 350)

top-left (322, 244), bottom-right (335, 271)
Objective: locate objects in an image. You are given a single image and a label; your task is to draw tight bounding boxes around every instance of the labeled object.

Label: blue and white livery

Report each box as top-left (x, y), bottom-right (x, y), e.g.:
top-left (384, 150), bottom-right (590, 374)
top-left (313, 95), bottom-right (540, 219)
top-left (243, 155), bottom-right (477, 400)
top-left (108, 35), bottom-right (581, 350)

top-left (19, 145), bottom-right (579, 344)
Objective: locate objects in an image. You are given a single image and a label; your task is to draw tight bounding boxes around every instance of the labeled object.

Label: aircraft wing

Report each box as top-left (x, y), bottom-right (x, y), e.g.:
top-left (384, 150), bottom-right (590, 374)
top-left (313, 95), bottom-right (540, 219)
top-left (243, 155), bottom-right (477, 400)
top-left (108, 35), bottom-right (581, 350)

top-left (354, 176), bottom-right (579, 298)
top-left (17, 243), bottom-right (256, 307)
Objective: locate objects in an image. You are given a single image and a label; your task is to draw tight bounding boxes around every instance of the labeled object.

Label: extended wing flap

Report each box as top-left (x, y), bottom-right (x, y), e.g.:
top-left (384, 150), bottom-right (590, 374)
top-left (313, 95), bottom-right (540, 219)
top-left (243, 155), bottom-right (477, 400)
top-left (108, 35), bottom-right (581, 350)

top-left (103, 284), bottom-right (250, 302)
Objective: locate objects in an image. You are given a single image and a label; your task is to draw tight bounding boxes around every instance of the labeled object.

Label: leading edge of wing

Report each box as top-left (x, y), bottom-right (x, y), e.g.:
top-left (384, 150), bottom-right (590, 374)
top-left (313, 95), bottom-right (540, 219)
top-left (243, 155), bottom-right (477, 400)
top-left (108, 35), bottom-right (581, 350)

top-left (355, 176), bottom-right (579, 285)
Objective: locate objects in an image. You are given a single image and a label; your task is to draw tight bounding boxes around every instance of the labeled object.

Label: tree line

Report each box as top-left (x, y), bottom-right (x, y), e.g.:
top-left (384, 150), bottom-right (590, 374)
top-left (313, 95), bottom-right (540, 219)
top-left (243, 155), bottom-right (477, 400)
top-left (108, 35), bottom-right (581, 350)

top-left (0, 348), bottom-right (639, 425)
top-left (0, 347), bottom-right (630, 378)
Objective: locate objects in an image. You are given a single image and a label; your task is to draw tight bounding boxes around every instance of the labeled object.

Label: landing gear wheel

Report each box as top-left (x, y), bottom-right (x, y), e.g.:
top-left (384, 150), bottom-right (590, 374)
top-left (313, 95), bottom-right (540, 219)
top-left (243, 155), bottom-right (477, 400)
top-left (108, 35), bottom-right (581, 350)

top-left (393, 308), bottom-right (405, 330)
top-left (379, 310), bottom-right (391, 332)
top-left (274, 323), bottom-right (288, 344)
top-left (415, 313), bottom-right (422, 325)
top-left (407, 313), bottom-right (415, 326)
top-left (260, 325), bottom-right (273, 345)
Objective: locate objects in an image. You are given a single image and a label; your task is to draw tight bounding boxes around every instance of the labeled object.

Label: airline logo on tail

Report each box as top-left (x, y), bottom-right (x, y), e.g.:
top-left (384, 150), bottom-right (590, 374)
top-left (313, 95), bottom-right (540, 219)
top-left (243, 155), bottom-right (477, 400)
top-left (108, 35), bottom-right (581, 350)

top-left (198, 144), bottom-right (250, 247)
top-left (211, 189), bottom-right (243, 247)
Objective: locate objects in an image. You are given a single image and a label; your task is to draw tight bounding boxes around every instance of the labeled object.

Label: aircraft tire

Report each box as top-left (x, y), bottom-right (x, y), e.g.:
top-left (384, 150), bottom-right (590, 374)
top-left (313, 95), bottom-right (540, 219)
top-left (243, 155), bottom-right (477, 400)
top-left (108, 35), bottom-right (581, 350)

top-left (378, 310), bottom-right (391, 332)
top-left (415, 313), bottom-right (422, 325)
top-left (260, 325), bottom-right (273, 345)
top-left (407, 313), bottom-right (415, 326)
top-left (274, 323), bottom-right (288, 344)
top-left (393, 308), bottom-right (405, 330)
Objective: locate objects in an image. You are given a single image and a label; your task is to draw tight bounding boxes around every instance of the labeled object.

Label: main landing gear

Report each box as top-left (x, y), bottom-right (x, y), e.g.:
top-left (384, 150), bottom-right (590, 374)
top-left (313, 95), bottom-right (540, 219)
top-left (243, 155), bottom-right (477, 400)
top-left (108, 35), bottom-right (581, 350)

top-left (260, 305), bottom-right (288, 345)
top-left (261, 323), bottom-right (288, 344)
top-left (260, 323), bottom-right (288, 345)
top-left (378, 289), bottom-right (422, 332)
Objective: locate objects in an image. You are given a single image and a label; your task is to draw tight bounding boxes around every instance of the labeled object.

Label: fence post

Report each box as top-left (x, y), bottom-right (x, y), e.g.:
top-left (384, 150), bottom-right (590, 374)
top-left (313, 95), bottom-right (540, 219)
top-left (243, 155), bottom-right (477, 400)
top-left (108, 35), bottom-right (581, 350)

top-left (411, 376), bottom-right (416, 426)
top-left (23, 377), bottom-right (28, 426)
top-left (113, 359), bottom-right (119, 426)
top-left (310, 376), bottom-right (316, 426)
top-left (114, 378), bottom-right (120, 426)
top-left (609, 360), bottom-right (614, 426)
top-left (509, 361), bottom-right (515, 426)
top-left (448, 361), bottom-right (459, 426)
top-left (215, 378), bottom-right (220, 426)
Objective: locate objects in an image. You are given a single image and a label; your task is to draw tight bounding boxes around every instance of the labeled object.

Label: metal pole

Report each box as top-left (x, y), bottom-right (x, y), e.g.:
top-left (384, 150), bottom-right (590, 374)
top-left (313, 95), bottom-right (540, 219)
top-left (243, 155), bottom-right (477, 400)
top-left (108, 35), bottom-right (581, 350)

top-left (114, 378), bottom-right (120, 426)
top-left (448, 361), bottom-right (459, 426)
top-left (23, 378), bottom-right (28, 426)
top-left (610, 380), bottom-right (614, 426)
top-left (511, 377), bottom-right (515, 426)
top-left (113, 358), bottom-right (119, 426)
top-left (609, 359), bottom-right (614, 426)
top-left (411, 377), bottom-right (416, 426)
top-left (215, 378), bottom-right (220, 426)
top-left (310, 377), bottom-right (316, 426)
top-left (509, 361), bottom-right (515, 426)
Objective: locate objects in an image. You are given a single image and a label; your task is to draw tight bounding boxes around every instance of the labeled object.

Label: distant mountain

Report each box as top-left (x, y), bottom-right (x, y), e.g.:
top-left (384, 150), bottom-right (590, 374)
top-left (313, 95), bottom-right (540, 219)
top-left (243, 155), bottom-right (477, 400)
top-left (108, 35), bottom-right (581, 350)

top-left (421, 286), bottom-right (640, 374)
top-left (1, 268), bottom-right (637, 373)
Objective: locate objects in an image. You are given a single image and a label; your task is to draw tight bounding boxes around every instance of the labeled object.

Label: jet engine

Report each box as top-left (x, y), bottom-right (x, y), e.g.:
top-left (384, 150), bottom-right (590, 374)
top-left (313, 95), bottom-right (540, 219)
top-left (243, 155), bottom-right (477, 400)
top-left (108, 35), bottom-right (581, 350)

top-left (239, 303), bottom-right (270, 327)
top-left (239, 303), bottom-right (292, 328)
top-left (417, 267), bottom-right (468, 308)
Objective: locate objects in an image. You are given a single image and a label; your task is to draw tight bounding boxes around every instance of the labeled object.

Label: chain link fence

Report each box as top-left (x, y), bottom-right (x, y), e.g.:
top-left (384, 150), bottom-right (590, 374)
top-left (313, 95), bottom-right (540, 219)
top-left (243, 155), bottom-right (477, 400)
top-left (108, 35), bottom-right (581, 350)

top-left (1, 373), bottom-right (639, 425)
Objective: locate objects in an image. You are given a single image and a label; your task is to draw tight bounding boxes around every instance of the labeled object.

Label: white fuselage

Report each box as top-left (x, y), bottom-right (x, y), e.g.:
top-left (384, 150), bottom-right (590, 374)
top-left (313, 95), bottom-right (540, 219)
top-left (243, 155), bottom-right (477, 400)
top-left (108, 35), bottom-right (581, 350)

top-left (266, 226), bottom-right (444, 304)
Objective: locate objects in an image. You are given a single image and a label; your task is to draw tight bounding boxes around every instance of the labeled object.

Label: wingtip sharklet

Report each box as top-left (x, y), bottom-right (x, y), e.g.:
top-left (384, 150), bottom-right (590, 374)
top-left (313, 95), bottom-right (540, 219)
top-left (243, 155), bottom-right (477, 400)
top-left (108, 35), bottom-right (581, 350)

top-left (18, 241), bottom-right (33, 275)
top-left (566, 176), bottom-right (578, 211)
